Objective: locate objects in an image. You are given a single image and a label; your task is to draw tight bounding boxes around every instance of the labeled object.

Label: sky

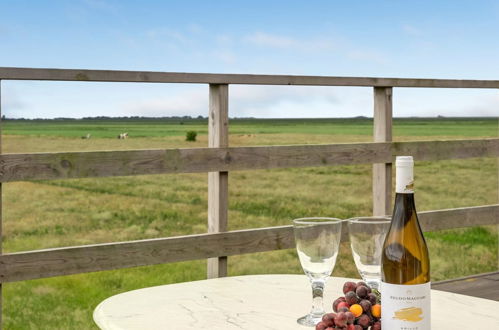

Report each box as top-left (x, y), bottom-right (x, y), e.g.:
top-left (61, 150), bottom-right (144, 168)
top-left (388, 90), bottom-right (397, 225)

top-left (0, 0), bottom-right (498, 119)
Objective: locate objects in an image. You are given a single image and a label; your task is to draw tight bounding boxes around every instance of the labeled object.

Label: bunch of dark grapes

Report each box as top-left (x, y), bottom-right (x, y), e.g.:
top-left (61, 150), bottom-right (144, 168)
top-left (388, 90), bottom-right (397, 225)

top-left (315, 281), bottom-right (381, 330)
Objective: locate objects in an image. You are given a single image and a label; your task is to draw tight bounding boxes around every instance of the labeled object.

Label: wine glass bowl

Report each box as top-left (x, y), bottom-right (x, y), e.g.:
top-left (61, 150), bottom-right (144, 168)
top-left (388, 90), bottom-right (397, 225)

top-left (347, 216), bottom-right (391, 290)
top-left (293, 217), bottom-right (343, 326)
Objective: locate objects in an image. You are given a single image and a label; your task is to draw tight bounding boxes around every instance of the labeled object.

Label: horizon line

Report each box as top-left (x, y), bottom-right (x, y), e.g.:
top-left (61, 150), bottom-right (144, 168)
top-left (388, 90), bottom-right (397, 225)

top-left (3, 115), bottom-right (498, 121)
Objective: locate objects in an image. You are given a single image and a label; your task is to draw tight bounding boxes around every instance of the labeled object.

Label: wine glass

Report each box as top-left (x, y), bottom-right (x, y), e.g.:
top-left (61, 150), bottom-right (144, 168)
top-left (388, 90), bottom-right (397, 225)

top-left (347, 216), bottom-right (391, 290)
top-left (293, 217), bottom-right (343, 326)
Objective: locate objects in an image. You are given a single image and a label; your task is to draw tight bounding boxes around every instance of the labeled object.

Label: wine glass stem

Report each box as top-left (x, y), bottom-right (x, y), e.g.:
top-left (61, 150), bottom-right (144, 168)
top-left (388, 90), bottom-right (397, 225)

top-left (310, 280), bottom-right (325, 316)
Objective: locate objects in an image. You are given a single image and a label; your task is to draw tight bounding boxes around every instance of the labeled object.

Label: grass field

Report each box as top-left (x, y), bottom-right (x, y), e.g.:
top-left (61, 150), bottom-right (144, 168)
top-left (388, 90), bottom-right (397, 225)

top-left (4, 117), bottom-right (498, 140)
top-left (2, 117), bottom-right (498, 329)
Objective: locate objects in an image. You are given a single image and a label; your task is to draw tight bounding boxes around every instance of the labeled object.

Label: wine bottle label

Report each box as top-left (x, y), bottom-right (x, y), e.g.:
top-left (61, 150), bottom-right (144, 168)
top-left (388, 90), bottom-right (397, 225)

top-left (381, 282), bottom-right (431, 330)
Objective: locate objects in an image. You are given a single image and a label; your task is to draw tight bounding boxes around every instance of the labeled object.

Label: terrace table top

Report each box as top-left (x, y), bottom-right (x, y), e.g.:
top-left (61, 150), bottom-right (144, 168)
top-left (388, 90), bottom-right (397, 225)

top-left (93, 274), bottom-right (499, 329)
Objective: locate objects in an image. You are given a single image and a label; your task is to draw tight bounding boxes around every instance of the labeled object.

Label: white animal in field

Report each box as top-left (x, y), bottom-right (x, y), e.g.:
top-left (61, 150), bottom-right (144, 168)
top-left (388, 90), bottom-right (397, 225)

top-left (81, 133), bottom-right (91, 139)
top-left (118, 132), bottom-right (129, 139)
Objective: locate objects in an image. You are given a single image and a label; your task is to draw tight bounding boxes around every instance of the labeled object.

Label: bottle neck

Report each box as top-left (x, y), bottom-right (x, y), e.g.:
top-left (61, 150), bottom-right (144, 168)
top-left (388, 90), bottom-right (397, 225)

top-left (391, 192), bottom-right (418, 230)
top-left (394, 192), bottom-right (416, 210)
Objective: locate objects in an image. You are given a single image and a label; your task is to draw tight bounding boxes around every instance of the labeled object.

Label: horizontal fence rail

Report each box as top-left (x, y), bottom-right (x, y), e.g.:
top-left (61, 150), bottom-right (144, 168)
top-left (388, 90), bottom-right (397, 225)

top-left (0, 204), bottom-right (497, 283)
top-left (0, 226), bottom-right (294, 283)
top-left (1, 138), bottom-right (498, 182)
top-left (2, 67), bottom-right (499, 88)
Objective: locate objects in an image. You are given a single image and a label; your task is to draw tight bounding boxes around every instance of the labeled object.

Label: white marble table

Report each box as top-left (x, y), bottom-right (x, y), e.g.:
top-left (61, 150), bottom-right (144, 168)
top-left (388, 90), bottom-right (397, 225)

top-left (94, 274), bottom-right (499, 329)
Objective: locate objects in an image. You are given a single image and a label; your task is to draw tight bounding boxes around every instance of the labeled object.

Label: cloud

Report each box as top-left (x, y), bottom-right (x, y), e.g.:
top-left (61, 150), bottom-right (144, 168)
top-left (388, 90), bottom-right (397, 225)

top-left (244, 32), bottom-right (334, 52)
top-left (143, 27), bottom-right (201, 53)
top-left (146, 28), bottom-right (191, 44)
top-left (82, 0), bottom-right (117, 12)
top-left (456, 93), bottom-right (499, 117)
top-left (402, 24), bottom-right (422, 36)
top-left (123, 85), bottom-right (352, 118)
top-left (216, 34), bottom-right (232, 45)
top-left (0, 25), bottom-right (8, 38)
top-left (102, 87), bottom-right (499, 119)
top-left (65, 0), bottom-right (120, 24)
top-left (232, 85), bottom-right (337, 105)
top-left (230, 87), bottom-right (498, 119)
top-left (211, 50), bottom-right (237, 64)
top-left (230, 85), bottom-right (367, 118)
top-left (347, 50), bottom-right (387, 64)
top-left (244, 31), bottom-right (388, 66)
top-left (2, 87), bottom-right (28, 113)
top-left (123, 87), bottom-right (208, 117)
top-left (187, 23), bottom-right (204, 34)
top-left (394, 89), bottom-right (499, 118)
top-left (245, 32), bottom-right (297, 48)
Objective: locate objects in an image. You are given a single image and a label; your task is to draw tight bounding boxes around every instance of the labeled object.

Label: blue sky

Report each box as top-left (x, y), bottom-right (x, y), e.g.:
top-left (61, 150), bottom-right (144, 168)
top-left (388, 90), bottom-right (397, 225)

top-left (1, 0), bottom-right (498, 118)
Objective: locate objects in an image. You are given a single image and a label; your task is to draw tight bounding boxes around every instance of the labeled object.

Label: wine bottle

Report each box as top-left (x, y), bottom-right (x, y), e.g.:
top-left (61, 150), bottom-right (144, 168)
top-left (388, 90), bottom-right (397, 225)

top-left (381, 156), bottom-right (431, 329)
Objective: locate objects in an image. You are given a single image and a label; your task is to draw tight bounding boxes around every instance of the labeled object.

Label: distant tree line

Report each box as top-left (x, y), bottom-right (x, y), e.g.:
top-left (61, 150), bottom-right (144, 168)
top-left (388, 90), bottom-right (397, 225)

top-left (1, 115), bottom-right (496, 122)
top-left (2, 115), bottom-right (208, 121)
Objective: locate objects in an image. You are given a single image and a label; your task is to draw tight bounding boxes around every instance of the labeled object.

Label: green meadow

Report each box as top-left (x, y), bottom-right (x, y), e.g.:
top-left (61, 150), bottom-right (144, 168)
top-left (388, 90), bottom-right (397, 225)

top-left (4, 117), bottom-right (497, 139)
top-left (2, 117), bottom-right (498, 329)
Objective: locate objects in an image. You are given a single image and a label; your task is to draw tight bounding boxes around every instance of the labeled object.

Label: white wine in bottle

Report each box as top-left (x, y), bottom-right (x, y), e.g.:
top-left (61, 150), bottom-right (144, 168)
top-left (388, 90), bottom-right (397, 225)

top-left (381, 156), bottom-right (431, 329)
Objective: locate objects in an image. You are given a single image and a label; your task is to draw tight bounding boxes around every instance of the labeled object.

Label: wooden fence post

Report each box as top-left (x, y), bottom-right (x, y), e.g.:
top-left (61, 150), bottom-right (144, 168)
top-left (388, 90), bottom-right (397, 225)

top-left (207, 84), bottom-right (229, 278)
top-left (0, 80), bottom-right (3, 327)
top-left (373, 87), bottom-right (393, 216)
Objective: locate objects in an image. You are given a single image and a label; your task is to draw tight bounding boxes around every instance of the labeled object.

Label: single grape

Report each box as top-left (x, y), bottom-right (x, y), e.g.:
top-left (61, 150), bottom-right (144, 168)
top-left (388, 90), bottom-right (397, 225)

top-left (367, 293), bottom-right (377, 305)
top-left (356, 281), bottom-right (368, 288)
top-left (315, 321), bottom-right (327, 330)
top-left (333, 297), bottom-right (346, 312)
top-left (349, 304), bottom-right (363, 317)
top-left (371, 321), bottom-right (381, 330)
top-left (343, 281), bottom-right (357, 294)
top-left (345, 291), bottom-right (359, 305)
top-left (334, 312), bottom-right (347, 327)
top-left (359, 299), bottom-right (372, 313)
top-left (356, 314), bottom-right (372, 328)
top-left (355, 285), bottom-right (368, 299)
top-left (322, 313), bottom-right (336, 327)
top-left (344, 311), bottom-right (355, 324)
top-left (371, 304), bottom-right (381, 318)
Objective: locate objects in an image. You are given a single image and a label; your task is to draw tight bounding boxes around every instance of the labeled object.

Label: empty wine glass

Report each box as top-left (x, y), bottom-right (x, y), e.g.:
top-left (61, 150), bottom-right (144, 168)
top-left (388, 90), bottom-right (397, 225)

top-left (347, 216), bottom-right (391, 290)
top-left (293, 217), bottom-right (343, 326)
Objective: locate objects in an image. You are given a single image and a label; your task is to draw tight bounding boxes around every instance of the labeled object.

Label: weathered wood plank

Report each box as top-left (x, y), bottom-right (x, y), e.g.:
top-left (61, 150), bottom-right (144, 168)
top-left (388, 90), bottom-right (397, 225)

top-left (433, 271), bottom-right (499, 301)
top-left (207, 84), bottom-right (229, 278)
top-left (373, 87), bottom-right (393, 216)
top-left (419, 204), bottom-right (499, 231)
top-left (1, 139), bottom-right (498, 182)
top-left (393, 138), bottom-right (499, 160)
top-left (2, 67), bottom-right (499, 88)
top-left (0, 226), bottom-right (295, 283)
top-left (0, 204), bottom-right (497, 283)
top-left (484, 273), bottom-right (499, 281)
top-left (0, 80), bottom-right (3, 326)
top-left (341, 205), bottom-right (499, 241)
top-left (0, 142), bottom-right (392, 182)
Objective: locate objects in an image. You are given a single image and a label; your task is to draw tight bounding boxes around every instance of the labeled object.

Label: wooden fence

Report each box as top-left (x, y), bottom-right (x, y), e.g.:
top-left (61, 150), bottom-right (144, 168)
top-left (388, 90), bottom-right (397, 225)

top-left (0, 67), bottom-right (498, 325)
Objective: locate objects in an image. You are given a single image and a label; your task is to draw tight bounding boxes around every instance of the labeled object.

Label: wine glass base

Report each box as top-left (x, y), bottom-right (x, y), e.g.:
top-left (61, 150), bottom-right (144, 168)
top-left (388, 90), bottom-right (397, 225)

top-left (297, 313), bottom-right (322, 327)
top-left (366, 279), bottom-right (381, 290)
